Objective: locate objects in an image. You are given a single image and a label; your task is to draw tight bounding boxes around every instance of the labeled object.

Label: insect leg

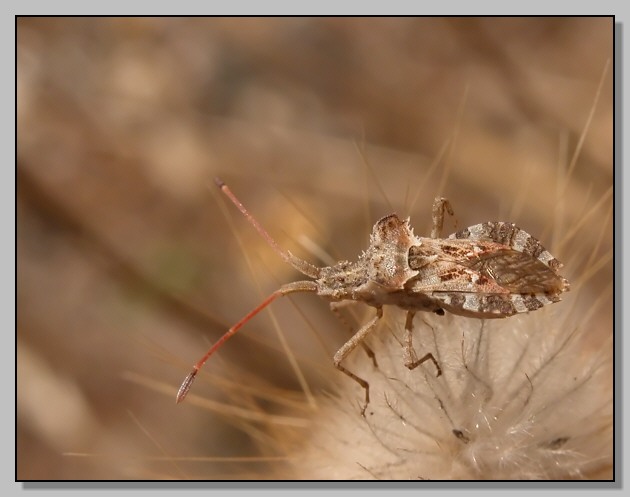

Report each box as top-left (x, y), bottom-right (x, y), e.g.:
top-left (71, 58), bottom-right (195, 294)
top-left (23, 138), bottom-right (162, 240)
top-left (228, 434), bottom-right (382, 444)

top-left (330, 301), bottom-right (378, 367)
top-left (431, 197), bottom-right (455, 239)
top-left (333, 306), bottom-right (383, 416)
top-left (402, 311), bottom-right (442, 376)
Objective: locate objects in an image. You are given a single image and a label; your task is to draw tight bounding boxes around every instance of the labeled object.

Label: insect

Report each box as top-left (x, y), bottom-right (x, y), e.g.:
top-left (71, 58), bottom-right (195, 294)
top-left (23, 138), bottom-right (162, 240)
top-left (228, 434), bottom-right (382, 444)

top-left (176, 178), bottom-right (570, 415)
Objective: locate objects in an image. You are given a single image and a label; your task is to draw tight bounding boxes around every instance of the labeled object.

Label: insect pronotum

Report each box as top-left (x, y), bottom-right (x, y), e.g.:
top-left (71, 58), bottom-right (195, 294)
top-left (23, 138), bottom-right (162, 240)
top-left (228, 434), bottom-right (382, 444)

top-left (176, 177), bottom-right (570, 415)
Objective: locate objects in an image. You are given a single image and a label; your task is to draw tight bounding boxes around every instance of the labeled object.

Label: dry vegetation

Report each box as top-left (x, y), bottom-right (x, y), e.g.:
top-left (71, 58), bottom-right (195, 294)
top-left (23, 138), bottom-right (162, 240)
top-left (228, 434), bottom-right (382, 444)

top-left (17, 17), bottom-right (612, 480)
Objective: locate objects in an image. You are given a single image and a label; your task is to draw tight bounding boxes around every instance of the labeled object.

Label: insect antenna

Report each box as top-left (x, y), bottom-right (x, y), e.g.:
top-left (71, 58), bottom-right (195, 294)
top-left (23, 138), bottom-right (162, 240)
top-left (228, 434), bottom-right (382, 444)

top-left (176, 178), bottom-right (322, 403)
top-left (176, 280), bottom-right (317, 403)
top-left (214, 177), bottom-right (320, 279)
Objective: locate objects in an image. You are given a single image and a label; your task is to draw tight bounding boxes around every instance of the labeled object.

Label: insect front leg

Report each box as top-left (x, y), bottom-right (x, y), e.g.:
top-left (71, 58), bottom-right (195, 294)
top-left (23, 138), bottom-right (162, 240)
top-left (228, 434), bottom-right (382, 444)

top-left (431, 197), bottom-right (455, 239)
top-left (330, 301), bottom-right (378, 367)
top-left (333, 306), bottom-right (383, 416)
top-left (402, 311), bottom-right (442, 376)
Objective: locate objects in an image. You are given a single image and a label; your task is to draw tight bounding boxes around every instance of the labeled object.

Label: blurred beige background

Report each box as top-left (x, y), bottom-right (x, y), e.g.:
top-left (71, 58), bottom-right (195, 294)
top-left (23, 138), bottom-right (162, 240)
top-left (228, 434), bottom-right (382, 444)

top-left (17, 17), bottom-right (612, 480)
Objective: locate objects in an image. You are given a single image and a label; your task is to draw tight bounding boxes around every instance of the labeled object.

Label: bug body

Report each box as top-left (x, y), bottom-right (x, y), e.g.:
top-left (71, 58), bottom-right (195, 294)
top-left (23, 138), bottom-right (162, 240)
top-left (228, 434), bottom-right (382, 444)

top-left (176, 180), bottom-right (569, 415)
top-left (307, 212), bottom-right (568, 317)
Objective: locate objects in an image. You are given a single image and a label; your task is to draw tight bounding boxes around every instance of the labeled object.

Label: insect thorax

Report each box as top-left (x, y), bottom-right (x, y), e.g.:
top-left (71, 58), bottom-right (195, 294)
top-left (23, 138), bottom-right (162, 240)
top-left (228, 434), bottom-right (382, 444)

top-left (315, 214), bottom-right (421, 306)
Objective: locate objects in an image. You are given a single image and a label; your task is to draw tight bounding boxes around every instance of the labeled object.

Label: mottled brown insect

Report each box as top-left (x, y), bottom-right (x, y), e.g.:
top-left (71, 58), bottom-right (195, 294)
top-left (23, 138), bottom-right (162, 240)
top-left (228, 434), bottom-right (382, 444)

top-left (176, 178), bottom-right (569, 415)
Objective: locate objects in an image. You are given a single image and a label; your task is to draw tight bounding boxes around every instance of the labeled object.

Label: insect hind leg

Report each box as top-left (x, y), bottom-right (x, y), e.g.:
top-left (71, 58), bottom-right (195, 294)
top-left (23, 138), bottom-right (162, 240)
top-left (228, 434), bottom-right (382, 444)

top-left (402, 311), bottom-right (442, 376)
top-left (431, 197), bottom-right (455, 239)
top-left (333, 307), bottom-right (383, 416)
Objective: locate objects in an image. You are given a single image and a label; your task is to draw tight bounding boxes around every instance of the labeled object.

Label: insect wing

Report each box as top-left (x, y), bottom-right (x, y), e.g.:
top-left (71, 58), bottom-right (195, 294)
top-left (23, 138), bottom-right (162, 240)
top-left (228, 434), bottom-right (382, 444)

top-left (408, 222), bottom-right (569, 319)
